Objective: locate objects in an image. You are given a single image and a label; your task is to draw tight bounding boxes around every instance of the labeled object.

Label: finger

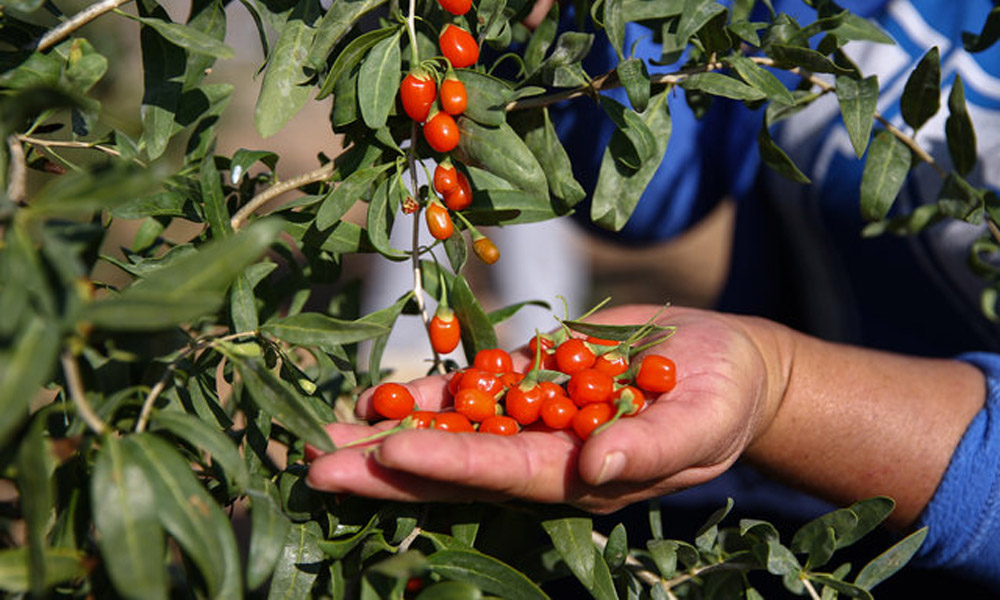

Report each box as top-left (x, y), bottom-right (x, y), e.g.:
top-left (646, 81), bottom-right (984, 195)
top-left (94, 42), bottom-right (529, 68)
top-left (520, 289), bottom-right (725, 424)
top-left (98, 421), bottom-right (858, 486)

top-left (306, 445), bottom-right (514, 503)
top-left (355, 374), bottom-right (452, 419)
top-left (304, 422), bottom-right (398, 462)
top-left (372, 428), bottom-right (586, 503)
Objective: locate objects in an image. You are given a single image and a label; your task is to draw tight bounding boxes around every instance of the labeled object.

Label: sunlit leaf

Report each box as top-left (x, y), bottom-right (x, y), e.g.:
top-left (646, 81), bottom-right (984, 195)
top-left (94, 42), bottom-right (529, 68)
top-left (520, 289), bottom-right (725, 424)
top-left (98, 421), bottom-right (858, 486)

top-left (541, 517), bottom-right (594, 587)
top-left (255, 0), bottom-right (321, 138)
top-left (358, 29), bottom-right (402, 130)
top-left (860, 130), bottom-right (911, 221)
top-left (426, 549), bottom-right (549, 600)
top-left (855, 527), bottom-right (928, 590)
top-left (836, 75), bottom-right (879, 158)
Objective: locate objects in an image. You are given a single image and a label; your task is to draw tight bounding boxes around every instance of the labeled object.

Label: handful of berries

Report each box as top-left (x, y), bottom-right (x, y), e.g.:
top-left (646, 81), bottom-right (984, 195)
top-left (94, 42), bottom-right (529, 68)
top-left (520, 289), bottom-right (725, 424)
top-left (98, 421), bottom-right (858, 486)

top-left (367, 315), bottom-right (677, 443)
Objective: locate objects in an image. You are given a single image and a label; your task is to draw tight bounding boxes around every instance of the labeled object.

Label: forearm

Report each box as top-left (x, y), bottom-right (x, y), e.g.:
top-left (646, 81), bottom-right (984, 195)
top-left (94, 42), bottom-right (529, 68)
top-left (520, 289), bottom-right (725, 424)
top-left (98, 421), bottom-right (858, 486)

top-left (740, 316), bottom-right (986, 529)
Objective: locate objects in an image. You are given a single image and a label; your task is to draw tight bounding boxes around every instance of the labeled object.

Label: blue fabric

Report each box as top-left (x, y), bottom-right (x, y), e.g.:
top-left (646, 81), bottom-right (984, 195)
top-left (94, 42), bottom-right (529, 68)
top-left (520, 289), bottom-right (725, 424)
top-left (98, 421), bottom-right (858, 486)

top-left (915, 352), bottom-right (1000, 588)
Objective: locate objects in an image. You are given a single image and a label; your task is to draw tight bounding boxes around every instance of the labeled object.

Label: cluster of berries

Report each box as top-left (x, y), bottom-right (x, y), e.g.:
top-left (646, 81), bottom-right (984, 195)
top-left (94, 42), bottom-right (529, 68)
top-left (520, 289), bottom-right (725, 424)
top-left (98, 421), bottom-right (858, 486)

top-left (398, 1), bottom-right (500, 267)
top-left (370, 331), bottom-right (677, 441)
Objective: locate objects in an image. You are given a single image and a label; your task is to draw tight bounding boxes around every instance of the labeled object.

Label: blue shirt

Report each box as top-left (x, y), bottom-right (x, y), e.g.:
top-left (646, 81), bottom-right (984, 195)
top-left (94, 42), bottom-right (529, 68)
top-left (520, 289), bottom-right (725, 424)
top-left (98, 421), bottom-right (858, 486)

top-left (557, 0), bottom-right (1000, 589)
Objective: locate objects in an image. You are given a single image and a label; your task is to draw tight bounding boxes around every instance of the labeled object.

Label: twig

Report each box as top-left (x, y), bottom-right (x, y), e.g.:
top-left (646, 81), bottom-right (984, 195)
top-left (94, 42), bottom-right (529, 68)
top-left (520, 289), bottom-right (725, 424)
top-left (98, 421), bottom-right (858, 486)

top-left (16, 134), bottom-right (145, 166)
top-left (875, 115), bottom-right (947, 177)
top-left (230, 162), bottom-right (335, 230)
top-left (803, 577), bottom-right (823, 600)
top-left (5, 136), bottom-right (27, 205)
top-left (37, 0), bottom-right (135, 52)
top-left (60, 351), bottom-right (109, 435)
top-left (134, 363), bottom-right (177, 433)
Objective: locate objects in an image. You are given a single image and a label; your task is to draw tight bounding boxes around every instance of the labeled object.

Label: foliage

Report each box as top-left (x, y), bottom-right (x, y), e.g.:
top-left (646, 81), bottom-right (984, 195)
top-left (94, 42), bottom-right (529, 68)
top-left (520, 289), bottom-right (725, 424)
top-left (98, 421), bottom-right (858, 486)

top-left (0, 0), bottom-right (996, 597)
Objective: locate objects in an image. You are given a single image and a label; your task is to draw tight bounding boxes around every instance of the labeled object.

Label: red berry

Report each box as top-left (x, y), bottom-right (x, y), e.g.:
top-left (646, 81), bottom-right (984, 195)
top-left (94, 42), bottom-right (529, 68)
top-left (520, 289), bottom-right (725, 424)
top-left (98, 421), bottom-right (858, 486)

top-left (473, 236), bottom-right (500, 264)
top-left (505, 384), bottom-right (544, 425)
top-left (614, 385), bottom-right (646, 416)
top-left (443, 169), bottom-right (472, 211)
top-left (440, 77), bottom-right (467, 116)
top-left (566, 368), bottom-right (615, 406)
top-left (479, 414), bottom-right (519, 435)
top-left (572, 402), bottom-right (614, 440)
top-left (425, 202), bottom-right (454, 240)
top-left (408, 410), bottom-right (438, 428)
top-left (454, 388), bottom-right (497, 422)
top-left (456, 368), bottom-right (505, 396)
top-left (474, 348), bottom-right (514, 373)
top-left (423, 111), bottom-right (460, 153)
top-left (439, 25), bottom-right (479, 68)
top-left (434, 162), bottom-right (460, 194)
top-left (635, 355), bottom-right (677, 394)
top-left (438, 0), bottom-right (471, 16)
top-left (429, 307), bottom-right (461, 354)
top-left (555, 338), bottom-right (596, 374)
top-left (433, 411), bottom-right (475, 432)
top-left (540, 395), bottom-right (577, 429)
top-left (399, 71), bottom-right (436, 122)
top-left (594, 352), bottom-right (629, 378)
top-left (372, 383), bottom-right (415, 420)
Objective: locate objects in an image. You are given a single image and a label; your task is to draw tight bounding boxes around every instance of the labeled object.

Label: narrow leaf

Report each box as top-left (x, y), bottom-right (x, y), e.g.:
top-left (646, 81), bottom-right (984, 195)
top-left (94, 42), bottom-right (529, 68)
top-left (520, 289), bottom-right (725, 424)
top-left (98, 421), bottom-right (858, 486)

top-left (247, 478), bottom-right (293, 590)
top-left (456, 119), bottom-right (548, 198)
top-left (945, 74), bottom-right (977, 176)
top-left (0, 317), bottom-right (59, 448)
top-left (860, 130), bottom-right (911, 221)
top-left (131, 14), bottom-right (235, 58)
top-left (836, 75), bottom-right (879, 158)
top-left (316, 161), bottom-right (394, 229)
top-left (900, 47), bottom-right (940, 132)
top-left (855, 527), bottom-right (928, 590)
top-left (262, 312), bottom-right (390, 350)
top-left (91, 436), bottom-right (168, 600)
top-left (963, 7), bottom-right (1000, 53)
top-left (358, 29), bottom-right (402, 130)
top-left (758, 122), bottom-right (811, 184)
top-left (317, 26), bottom-right (397, 99)
top-left (267, 521), bottom-right (325, 600)
top-left (228, 354), bottom-right (336, 453)
top-left (255, 0), bottom-right (320, 138)
top-left (426, 549), bottom-right (549, 600)
top-left (149, 409), bottom-right (250, 493)
top-left (307, 0), bottom-right (389, 69)
top-left (452, 274), bottom-right (498, 362)
top-left (0, 548), bottom-right (85, 594)
top-left (728, 55), bottom-right (795, 105)
top-left (681, 72), bottom-right (767, 102)
top-left (541, 517), bottom-right (595, 587)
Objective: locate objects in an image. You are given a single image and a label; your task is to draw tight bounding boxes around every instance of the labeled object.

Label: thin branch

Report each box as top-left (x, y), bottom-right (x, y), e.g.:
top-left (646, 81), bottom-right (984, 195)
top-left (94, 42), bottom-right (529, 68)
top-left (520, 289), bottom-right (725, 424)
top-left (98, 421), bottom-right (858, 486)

top-left (17, 134), bottom-right (146, 166)
top-left (803, 577), bottom-right (823, 600)
top-left (37, 0), bottom-right (135, 52)
top-left (5, 136), bottom-right (27, 205)
top-left (875, 115), bottom-right (947, 177)
top-left (60, 351), bottom-right (109, 435)
top-left (230, 162), bottom-right (335, 230)
top-left (134, 363), bottom-right (176, 433)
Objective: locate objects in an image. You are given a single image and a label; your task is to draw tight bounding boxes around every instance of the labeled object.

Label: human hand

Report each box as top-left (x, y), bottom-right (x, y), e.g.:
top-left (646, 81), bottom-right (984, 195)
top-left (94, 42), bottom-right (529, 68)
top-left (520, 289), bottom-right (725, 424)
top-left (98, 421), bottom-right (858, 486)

top-left (306, 305), bottom-right (792, 514)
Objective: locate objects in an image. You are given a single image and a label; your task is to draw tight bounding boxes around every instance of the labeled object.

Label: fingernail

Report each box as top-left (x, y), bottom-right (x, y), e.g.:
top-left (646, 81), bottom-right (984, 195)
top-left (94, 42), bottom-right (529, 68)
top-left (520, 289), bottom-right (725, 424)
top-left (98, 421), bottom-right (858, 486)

top-left (594, 451), bottom-right (626, 485)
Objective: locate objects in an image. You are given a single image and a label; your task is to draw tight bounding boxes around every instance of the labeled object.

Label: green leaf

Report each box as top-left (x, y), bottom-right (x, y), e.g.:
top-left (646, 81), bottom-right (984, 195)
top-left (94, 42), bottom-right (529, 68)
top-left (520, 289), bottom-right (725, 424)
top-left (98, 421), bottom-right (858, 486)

top-left (839, 497), bottom-right (896, 548)
top-left (600, 95), bottom-right (657, 168)
top-left (963, 7), bottom-right (1000, 53)
top-left (137, 0), bottom-right (185, 159)
top-left (247, 478), bottom-right (293, 590)
top-left (0, 317), bottom-right (59, 449)
top-left (676, 0), bottom-right (726, 46)
top-left (591, 91), bottom-right (671, 231)
top-left (946, 74), bottom-right (977, 176)
top-left (149, 409), bottom-right (250, 493)
top-left (268, 521), bottom-right (325, 600)
top-left (262, 311), bottom-right (390, 350)
top-left (588, 545), bottom-right (617, 600)
top-left (900, 47), bottom-right (940, 132)
top-left (426, 549), bottom-right (549, 600)
top-left (456, 119), bottom-right (548, 198)
top-left (364, 178), bottom-right (409, 260)
top-left (126, 434), bottom-right (242, 599)
top-left (227, 353), bottom-right (336, 453)
top-left (603, 0), bottom-right (625, 59)
top-left (541, 517), bottom-right (595, 587)
top-left (509, 109), bottom-right (585, 207)
top-left (29, 163), bottom-right (161, 219)
top-left (452, 274), bottom-right (498, 362)
top-left (255, 0), bottom-right (321, 138)
top-left (91, 436), bottom-right (168, 600)
top-left (0, 548), bottom-right (85, 594)
top-left (487, 300), bottom-right (550, 326)
top-left (130, 14), bottom-right (235, 58)
top-left (308, 0), bottom-right (390, 70)
top-left (755, 539), bottom-right (801, 576)
top-left (416, 580), bottom-right (484, 599)
top-left (860, 129), bottom-right (911, 221)
top-left (646, 539), bottom-right (678, 578)
top-left (855, 527), bottom-right (928, 590)
top-left (603, 523), bottom-right (628, 571)
top-left (836, 75), bottom-right (879, 158)
top-left (523, 1), bottom-right (558, 75)
top-left (758, 122), bottom-right (811, 184)
top-left (695, 498), bottom-right (734, 551)
top-left (316, 161), bottom-right (394, 229)
top-left (17, 410), bottom-right (56, 596)
top-left (201, 152), bottom-right (232, 238)
top-left (361, 292), bottom-right (414, 387)
top-left (358, 29), bottom-right (402, 130)
top-left (455, 69), bottom-right (515, 127)
top-left (230, 272), bottom-right (260, 332)
top-left (317, 26), bottom-right (397, 99)
top-left (461, 189), bottom-right (571, 226)
top-left (681, 72), bottom-right (767, 102)
top-left (768, 44), bottom-right (855, 77)
top-left (728, 55), bottom-right (794, 105)
top-left (809, 573), bottom-right (874, 600)
top-left (617, 57), bottom-right (651, 113)
top-left (80, 220), bottom-right (282, 329)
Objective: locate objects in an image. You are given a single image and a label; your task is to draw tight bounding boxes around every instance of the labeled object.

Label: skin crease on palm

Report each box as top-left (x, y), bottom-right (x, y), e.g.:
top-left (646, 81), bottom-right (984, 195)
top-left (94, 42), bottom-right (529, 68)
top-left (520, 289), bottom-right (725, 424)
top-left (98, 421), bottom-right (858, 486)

top-left (306, 305), bottom-right (786, 514)
top-left (305, 303), bottom-right (985, 528)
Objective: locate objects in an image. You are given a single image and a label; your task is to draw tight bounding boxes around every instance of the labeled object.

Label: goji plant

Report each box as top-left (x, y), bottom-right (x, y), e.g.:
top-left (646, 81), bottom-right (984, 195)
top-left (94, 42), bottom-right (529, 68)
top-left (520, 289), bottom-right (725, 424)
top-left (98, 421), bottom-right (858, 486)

top-left (1, 0), bottom-right (995, 597)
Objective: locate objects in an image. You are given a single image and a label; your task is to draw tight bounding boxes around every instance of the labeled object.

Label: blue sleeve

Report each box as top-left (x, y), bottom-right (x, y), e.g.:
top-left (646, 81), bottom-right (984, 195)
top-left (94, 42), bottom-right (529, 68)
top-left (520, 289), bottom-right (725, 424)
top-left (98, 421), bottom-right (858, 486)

top-left (914, 352), bottom-right (1000, 589)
